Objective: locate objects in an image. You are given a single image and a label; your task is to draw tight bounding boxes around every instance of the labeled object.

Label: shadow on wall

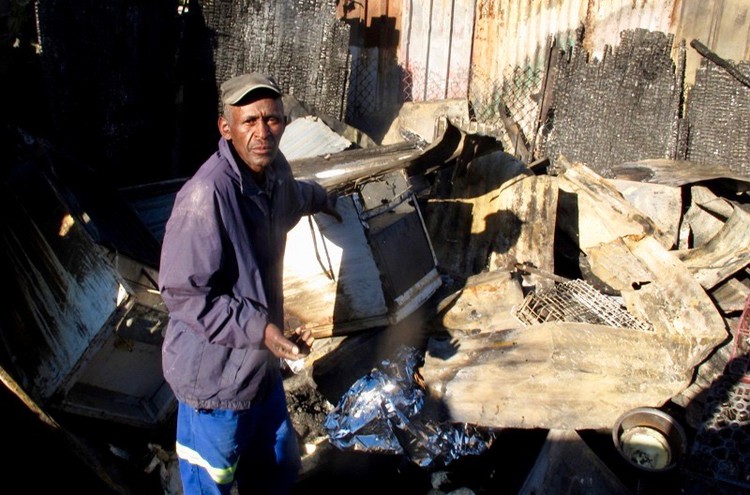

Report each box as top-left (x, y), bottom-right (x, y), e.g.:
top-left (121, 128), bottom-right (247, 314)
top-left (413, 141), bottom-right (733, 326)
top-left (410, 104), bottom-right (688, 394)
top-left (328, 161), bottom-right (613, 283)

top-left (35, 0), bottom-right (220, 188)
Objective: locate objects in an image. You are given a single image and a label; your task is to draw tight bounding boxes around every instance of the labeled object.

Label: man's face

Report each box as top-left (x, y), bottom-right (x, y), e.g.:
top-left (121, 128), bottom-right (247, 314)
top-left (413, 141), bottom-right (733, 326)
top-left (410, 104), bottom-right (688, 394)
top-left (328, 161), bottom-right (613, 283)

top-left (219, 94), bottom-right (285, 174)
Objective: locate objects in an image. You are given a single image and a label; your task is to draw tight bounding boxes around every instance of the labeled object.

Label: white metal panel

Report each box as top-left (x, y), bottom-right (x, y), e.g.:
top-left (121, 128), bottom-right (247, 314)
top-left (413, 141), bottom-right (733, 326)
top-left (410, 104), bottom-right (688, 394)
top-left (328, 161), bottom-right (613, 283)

top-left (426, 0), bottom-right (455, 100)
top-left (283, 196), bottom-right (389, 335)
top-left (402, 0), bottom-right (431, 101)
top-left (447, 0), bottom-right (476, 99)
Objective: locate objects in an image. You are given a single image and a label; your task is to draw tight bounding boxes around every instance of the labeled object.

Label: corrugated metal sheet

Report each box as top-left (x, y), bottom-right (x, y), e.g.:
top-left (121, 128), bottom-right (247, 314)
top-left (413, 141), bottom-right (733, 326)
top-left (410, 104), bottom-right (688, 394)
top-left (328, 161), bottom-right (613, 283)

top-left (279, 116), bottom-right (353, 160)
top-left (674, 0), bottom-right (750, 85)
top-left (402, 0), bottom-right (475, 101)
top-left (583, 0), bottom-right (678, 59)
top-left (438, 0), bottom-right (748, 89)
top-left (345, 0), bottom-right (749, 152)
top-left (471, 0), bottom-right (583, 84)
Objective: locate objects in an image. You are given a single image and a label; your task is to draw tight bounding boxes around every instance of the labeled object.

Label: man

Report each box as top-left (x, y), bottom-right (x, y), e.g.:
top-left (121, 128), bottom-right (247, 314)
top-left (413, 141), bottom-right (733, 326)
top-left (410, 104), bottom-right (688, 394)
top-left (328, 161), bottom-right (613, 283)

top-left (159, 72), bottom-right (341, 494)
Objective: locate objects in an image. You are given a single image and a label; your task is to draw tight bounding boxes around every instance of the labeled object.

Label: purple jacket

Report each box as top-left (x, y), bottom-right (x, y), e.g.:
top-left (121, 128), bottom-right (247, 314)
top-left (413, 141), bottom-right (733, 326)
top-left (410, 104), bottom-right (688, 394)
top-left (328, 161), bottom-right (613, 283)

top-left (159, 138), bottom-right (328, 410)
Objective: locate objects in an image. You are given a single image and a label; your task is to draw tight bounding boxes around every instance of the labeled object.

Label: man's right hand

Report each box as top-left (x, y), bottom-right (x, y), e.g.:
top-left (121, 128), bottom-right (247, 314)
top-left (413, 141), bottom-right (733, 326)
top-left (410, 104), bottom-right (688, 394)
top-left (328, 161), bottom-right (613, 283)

top-left (264, 322), bottom-right (301, 359)
top-left (263, 322), bottom-right (314, 360)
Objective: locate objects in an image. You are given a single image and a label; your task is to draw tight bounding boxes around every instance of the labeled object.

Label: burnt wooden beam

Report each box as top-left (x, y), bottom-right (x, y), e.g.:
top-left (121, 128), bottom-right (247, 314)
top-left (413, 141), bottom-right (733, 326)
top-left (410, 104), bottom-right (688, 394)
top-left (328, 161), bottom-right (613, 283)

top-left (691, 39), bottom-right (750, 89)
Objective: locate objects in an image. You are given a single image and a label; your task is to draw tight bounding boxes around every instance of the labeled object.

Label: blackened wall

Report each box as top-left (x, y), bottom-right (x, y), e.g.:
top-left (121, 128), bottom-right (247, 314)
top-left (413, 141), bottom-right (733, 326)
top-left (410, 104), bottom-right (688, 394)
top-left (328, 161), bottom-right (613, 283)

top-left (543, 29), bottom-right (686, 175)
top-left (33, 0), bottom-right (351, 187)
top-left (37, 1), bottom-right (180, 187)
top-left (200, 0), bottom-right (350, 121)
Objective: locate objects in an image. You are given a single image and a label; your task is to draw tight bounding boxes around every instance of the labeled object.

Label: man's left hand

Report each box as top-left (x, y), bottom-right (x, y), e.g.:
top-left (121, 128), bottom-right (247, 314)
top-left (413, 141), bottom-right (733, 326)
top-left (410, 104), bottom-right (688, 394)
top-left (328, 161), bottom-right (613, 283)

top-left (321, 192), bottom-right (343, 223)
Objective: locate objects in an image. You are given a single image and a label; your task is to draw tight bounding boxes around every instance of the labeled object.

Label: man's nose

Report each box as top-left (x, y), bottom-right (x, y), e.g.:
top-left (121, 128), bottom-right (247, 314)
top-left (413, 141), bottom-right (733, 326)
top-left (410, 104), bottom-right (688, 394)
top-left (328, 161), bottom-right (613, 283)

top-left (255, 120), bottom-right (271, 137)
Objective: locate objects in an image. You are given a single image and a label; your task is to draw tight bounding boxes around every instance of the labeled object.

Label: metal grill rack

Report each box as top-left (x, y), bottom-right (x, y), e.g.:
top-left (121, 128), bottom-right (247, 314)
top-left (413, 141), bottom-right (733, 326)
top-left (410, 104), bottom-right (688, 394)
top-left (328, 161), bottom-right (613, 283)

top-left (728, 295), bottom-right (750, 383)
top-left (686, 295), bottom-right (750, 491)
top-left (511, 278), bottom-right (653, 332)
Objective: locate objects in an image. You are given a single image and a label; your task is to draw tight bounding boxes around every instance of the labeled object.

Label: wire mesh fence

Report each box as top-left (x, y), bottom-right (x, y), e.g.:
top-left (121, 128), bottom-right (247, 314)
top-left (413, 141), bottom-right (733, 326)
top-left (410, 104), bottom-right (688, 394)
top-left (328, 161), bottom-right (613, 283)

top-left (344, 50), bottom-right (550, 161)
top-left (468, 66), bottom-right (547, 159)
top-left (345, 50), bottom-right (381, 120)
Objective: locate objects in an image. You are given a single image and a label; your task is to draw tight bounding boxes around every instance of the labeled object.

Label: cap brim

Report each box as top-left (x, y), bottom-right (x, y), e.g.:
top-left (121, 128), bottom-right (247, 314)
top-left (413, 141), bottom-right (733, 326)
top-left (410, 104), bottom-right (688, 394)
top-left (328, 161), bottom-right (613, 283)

top-left (226, 84), bottom-right (282, 105)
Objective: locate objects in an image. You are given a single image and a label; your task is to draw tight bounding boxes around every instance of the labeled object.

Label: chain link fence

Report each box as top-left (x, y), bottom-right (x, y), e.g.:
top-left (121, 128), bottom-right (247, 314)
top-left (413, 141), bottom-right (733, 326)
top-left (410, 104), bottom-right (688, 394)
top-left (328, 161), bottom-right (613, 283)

top-left (469, 66), bottom-right (550, 160)
top-left (345, 50), bottom-right (550, 162)
top-left (345, 50), bottom-right (381, 120)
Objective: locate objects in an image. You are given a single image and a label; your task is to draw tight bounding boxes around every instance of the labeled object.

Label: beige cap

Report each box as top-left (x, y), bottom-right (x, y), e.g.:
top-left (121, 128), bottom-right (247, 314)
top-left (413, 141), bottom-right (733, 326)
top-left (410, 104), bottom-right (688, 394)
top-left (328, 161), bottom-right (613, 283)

top-left (220, 73), bottom-right (282, 105)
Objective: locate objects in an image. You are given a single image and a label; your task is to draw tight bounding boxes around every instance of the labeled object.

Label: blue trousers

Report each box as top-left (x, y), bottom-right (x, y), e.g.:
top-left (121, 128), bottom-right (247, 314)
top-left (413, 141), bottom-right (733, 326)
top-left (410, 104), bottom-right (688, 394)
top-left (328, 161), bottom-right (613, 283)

top-left (175, 379), bottom-right (302, 494)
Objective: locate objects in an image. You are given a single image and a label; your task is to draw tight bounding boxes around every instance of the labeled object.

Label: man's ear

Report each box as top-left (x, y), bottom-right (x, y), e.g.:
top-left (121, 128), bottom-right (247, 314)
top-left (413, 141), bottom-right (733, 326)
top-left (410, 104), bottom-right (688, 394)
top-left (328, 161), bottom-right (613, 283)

top-left (218, 115), bottom-right (231, 139)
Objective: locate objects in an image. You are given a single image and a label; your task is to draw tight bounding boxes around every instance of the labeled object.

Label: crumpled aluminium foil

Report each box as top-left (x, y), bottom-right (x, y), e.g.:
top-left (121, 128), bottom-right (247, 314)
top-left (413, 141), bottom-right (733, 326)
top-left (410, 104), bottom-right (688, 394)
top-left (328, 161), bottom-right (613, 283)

top-left (323, 345), bottom-right (494, 468)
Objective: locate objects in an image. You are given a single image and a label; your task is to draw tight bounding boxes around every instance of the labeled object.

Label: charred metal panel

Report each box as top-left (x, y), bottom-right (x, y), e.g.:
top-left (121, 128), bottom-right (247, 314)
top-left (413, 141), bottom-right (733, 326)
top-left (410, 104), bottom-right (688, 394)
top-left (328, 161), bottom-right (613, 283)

top-left (685, 59), bottom-right (750, 177)
top-left (201, 0), bottom-right (351, 121)
top-left (366, 206), bottom-right (438, 305)
top-left (543, 29), bottom-right (685, 174)
top-left (469, 1), bottom-right (682, 160)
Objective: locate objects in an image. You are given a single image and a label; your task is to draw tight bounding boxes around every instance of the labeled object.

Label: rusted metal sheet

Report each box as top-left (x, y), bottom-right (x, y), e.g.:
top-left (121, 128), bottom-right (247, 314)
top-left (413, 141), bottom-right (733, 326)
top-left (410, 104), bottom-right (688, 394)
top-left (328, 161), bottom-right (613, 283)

top-left (439, 0), bottom-right (746, 91)
top-left (340, 0), bottom-right (403, 114)
top-left (583, 0), bottom-right (678, 59)
top-left (1, 173), bottom-right (124, 401)
top-left (676, 204), bottom-right (750, 291)
top-left (422, 159), bottom-right (729, 431)
top-left (486, 174), bottom-right (558, 289)
top-left (471, 0), bottom-right (583, 85)
top-left (401, 0), bottom-right (430, 101)
top-left (422, 149), bottom-right (537, 277)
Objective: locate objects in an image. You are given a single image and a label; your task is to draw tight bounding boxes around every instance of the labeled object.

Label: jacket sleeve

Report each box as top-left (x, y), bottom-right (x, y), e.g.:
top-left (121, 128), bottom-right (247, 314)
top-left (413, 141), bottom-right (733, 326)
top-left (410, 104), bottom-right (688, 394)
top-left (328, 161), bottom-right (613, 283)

top-left (291, 178), bottom-right (330, 221)
top-left (158, 180), bottom-right (268, 349)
